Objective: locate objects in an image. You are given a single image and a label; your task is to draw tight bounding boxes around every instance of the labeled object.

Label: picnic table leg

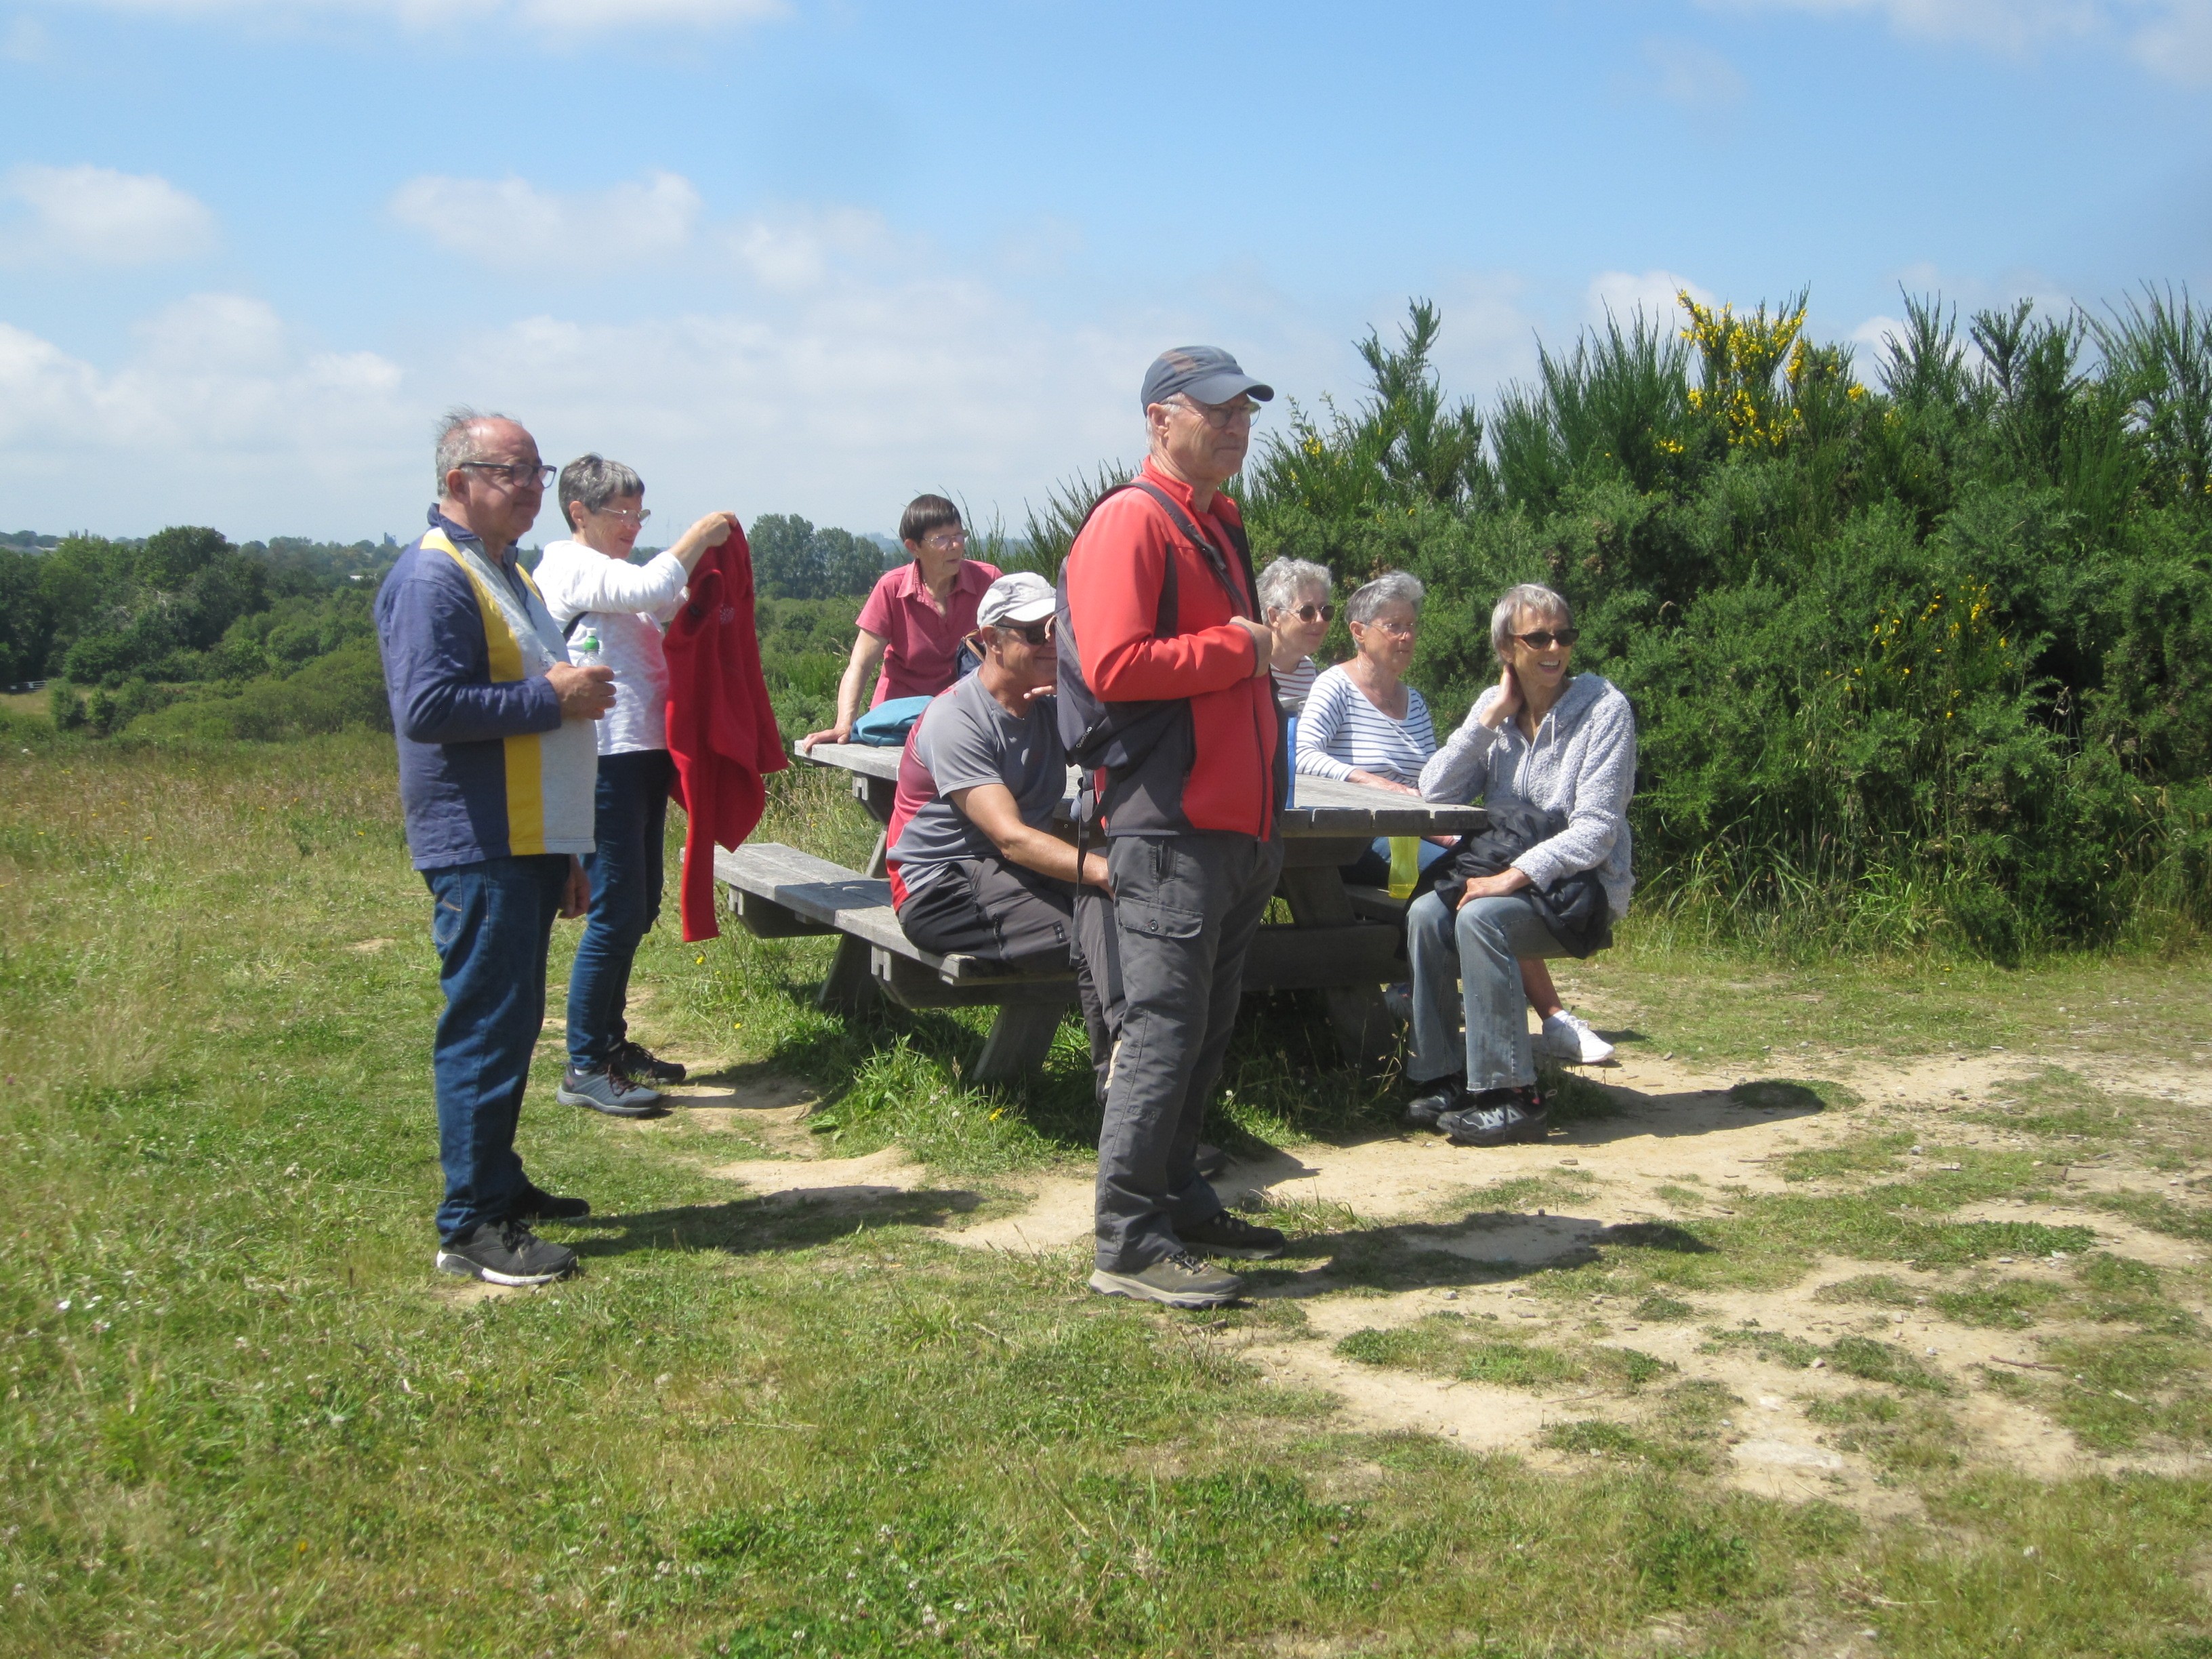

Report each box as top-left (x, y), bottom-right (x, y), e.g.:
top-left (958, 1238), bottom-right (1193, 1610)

top-left (1277, 864), bottom-right (1396, 1067)
top-left (816, 935), bottom-right (877, 1013)
top-left (970, 1001), bottom-right (1064, 1084)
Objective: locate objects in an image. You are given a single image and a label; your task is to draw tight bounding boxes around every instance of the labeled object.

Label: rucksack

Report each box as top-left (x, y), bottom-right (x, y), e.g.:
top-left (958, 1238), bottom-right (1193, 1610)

top-left (1052, 480), bottom-right (1259, 780)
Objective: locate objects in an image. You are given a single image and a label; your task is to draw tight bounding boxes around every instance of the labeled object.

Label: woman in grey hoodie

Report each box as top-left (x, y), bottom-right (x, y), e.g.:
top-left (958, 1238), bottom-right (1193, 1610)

top-left (1408, 583), bottom-right (1637, 1147)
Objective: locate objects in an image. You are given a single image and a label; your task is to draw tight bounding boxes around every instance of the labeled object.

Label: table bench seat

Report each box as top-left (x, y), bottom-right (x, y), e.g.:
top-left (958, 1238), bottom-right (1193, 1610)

top-left (714, 842), bottom-right (1413, 1082)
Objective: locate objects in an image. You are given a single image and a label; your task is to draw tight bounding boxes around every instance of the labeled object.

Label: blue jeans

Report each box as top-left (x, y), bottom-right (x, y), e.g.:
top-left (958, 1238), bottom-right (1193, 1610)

top-left (1406, 890), bottom-right (1568, 1092)
top-left (426, 854), bottom-right (571, 1240)
top-left (567, 748), bottom-right (673, 1072)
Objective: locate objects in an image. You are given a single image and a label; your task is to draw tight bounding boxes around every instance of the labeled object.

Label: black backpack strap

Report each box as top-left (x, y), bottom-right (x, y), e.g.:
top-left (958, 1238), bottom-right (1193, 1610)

top-left (1124, 480), bottom-right (1253, 619)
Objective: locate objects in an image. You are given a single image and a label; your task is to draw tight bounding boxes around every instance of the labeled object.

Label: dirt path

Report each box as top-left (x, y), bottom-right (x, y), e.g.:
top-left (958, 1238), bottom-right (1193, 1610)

top-left (681, 1044), bottom-right (2211, 1511)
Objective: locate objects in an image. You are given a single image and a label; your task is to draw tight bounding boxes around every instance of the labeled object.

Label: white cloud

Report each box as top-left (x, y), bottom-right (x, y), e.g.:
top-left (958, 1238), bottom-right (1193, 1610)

top-left (389, 170), bottom-right (699, 268)
top-left (0, 163), bottom-right (217, 265)
top-left (1642, 37), bottom-right (1749, 107)
top-left (31, 0), bottom-right (786, 34)
top-left (0, 294), bottom-right (412, 531)
top-left (1586, 269), bottom-right (1716, 326)
top-left (724, 206), bottom-right (897, 293)
top-left (1707, 0), bottom-right (2212, 84)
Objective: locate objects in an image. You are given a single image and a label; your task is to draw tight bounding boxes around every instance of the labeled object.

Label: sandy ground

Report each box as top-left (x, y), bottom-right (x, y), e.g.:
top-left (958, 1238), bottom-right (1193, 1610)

top-left (665, 1038), bottom-right (2212, 1511)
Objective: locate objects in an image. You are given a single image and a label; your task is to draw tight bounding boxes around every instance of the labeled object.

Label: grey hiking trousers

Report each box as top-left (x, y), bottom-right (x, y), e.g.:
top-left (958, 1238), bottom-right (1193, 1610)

top-left (1078, 831), bottom-right (1284, 1273)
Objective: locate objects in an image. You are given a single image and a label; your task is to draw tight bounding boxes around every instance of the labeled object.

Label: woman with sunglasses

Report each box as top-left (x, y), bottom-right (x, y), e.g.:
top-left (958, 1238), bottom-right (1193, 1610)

top-left (535, 454), bottom-right (741, 1118)
top-left (1255, 556), bottom-right (1334, 712)
top-left (1404, 583), bottom-right (1638, 1148)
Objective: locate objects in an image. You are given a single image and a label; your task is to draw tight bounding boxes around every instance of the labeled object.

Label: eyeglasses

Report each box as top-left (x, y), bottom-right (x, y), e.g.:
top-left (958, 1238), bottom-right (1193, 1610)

top-left (461, 460), bottom-right (554, 489)
top-left (922, 529), bottom-right (968, 551)
top-left (1355, 615), bottom-right (1418, 638)
top-left (1288, 602), bottom-right (1334, 623)
top-left (994, 618), bottom-right (1054, 646)
top-left (1511, 628), bottom-right (1580, 649)
top-left (591, 506), bottom-right (652, 526)
top-left (1176, 396), bottom-right (1262, 428)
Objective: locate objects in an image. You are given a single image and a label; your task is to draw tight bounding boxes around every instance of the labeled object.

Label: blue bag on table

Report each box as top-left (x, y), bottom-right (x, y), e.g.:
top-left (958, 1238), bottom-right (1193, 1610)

top-left (850, 695), bottom-right (933, 746)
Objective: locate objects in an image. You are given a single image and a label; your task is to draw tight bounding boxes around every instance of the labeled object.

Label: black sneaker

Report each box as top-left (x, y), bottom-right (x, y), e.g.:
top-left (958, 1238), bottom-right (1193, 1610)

top-left (1195, 1141), bottom-right (1229, 1179)
top-left (1439, 1086), bottom-right (1550, 1148)
top-left (1088, 1250), bottom-right (1244, 1307)
top-left (511, 1183), bottom-right (591, 1222)
top-left (614, 1040), bottom-right (686, 1086)
top-left (435, 1219), bottom-right (579, 1286)
top-left (1406, 1076), bottom-right (1465, 1130)
top-left (1180, 1210), bottom-right (1287, 1260)
top-left (556, 1065), bottom-right (662, 1117)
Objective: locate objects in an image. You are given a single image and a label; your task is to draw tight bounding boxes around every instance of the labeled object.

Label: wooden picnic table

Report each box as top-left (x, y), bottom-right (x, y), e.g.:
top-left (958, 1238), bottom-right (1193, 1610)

top-left (787, 741), bottom-right (1487, 1065)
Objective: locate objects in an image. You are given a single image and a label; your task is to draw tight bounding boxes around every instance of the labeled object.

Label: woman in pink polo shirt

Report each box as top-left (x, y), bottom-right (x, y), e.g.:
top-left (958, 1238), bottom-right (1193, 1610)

top-left (800, 494), bottom-right (1003, 751)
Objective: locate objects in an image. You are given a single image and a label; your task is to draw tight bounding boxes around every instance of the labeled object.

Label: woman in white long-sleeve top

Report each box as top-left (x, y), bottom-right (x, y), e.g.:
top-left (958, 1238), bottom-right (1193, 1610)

top-left (535, 455), bottom-right (738, 1118)
top-left (1405, 582), bottom-right (1637, 1149)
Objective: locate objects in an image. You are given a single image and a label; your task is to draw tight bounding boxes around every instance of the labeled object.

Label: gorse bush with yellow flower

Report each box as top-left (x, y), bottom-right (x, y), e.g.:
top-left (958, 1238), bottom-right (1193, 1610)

top-left (1217, 288), bottom-right (2212, 959)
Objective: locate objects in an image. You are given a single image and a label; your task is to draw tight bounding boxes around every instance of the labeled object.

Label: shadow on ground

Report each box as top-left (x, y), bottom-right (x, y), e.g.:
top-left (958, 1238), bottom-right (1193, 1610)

top-left (558, 1186), bottom-right (987, 1258)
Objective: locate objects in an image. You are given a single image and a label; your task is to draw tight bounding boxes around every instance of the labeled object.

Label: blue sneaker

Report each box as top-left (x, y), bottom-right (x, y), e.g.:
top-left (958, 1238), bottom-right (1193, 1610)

top-left (556, 1066), bottom-right (661, 1118)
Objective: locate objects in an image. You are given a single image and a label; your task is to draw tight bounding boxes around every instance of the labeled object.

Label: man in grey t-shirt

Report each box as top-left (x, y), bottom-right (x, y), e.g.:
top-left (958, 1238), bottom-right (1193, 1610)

top-left (886, 573), bottom-right (1110, 969)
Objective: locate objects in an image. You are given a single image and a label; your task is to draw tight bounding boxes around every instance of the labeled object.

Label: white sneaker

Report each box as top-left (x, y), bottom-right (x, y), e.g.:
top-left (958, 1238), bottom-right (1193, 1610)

top-left (1538, 1010), bottom-right (1614, 1065)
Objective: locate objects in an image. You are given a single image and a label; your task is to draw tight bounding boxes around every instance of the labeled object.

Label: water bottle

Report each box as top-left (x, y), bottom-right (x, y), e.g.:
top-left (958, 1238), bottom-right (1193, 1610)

top-left (1388, 835), bottom-right (1419, 901)
top-left (573, 623), bottom-right (602, 666)
top-left (1283, 714), bottom-right (1298, 810)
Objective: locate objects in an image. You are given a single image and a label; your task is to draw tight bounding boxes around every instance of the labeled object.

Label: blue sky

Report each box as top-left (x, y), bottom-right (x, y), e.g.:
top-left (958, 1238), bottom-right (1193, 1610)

top-left (2, 0), bottom-right (2209, 541)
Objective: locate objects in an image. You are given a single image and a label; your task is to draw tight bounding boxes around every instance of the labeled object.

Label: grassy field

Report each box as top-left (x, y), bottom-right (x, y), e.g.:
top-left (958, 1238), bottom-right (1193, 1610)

top-left (4, 731), bottom-right (2211, 1658)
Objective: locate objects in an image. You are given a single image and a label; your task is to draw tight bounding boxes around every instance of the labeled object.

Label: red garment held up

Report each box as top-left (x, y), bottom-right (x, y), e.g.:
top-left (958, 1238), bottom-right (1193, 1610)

top-left (662, 525), bottom-right (787, 941)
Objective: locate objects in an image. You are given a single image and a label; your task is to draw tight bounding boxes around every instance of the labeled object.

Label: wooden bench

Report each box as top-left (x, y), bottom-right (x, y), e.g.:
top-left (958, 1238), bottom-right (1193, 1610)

top-left (714, 842), bottom-right (1076, 1082)
top-left (715, 842), bottom-right (1414, 1084)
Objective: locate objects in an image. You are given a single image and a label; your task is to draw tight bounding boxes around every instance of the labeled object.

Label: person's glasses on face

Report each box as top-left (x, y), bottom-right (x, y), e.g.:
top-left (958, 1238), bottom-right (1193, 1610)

top-left (462, 460), bottom-right (554, 489)
top-left (1178, 396), bottom-right (1263, 429)
top-left (998, 619), bottom-right (1054, 647)
top-left (593, 506), bottom-right (651, 527)
top-left (1359, 615), bottom-right (1417, 639)
top-left (922, 529), bottom-right (968, 552)
top-left (1512, 628), bottom-right (1580, 649)
top-left (1288, 602), bottom-right (1334, 623)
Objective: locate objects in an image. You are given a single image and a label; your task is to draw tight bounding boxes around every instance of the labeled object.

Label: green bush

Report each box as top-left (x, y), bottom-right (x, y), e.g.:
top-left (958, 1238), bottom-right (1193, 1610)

top-left (1214, 290), bottom-right (2212, 956)
top-left (125, 642), bottom-right (391, 742)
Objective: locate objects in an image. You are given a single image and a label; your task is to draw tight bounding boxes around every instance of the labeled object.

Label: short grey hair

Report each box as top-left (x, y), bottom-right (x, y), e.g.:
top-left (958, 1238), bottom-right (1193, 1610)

top-left (1491, 582), bottom-right (1573, 663)
top-left (558, 454), bottom-right (645, 530)
top-left (433, 405), bottom-right (515, 492)
top-left (1347, 571), bottom-right (1425, 628)
top-left (1256, 556), bottom-right (1332, 619)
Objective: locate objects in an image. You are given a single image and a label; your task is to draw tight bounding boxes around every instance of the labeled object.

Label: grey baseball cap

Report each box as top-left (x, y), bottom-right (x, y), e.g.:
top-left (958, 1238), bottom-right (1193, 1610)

top-left (1139, 346), bottom-right (1274, 412)
top-left (976, 571), bottom-right (1058, 628)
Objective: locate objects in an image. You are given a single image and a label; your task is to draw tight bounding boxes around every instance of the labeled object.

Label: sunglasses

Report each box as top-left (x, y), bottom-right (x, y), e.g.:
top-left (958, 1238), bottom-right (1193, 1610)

top-left (1511, 628), bottom-right (1580, 649)
top-left (996, 618), bottom-right (1054, 646)
top-left (1290, 602), bottom-right (1335, 623)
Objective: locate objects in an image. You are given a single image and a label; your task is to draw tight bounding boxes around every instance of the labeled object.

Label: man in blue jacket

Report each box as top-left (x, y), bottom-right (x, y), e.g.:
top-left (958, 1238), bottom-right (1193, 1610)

top-left (375, 408), bottom-right (615, 1285)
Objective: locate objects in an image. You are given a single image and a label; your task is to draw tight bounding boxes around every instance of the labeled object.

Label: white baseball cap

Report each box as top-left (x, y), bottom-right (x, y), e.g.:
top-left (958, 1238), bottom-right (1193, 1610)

top-left (976, 571), bottom-right (1057, 628)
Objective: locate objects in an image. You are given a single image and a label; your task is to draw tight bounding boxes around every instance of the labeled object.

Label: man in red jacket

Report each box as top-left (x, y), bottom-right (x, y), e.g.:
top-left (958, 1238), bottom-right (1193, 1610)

top-left (1059, 346), bottom-right (1291, 1308)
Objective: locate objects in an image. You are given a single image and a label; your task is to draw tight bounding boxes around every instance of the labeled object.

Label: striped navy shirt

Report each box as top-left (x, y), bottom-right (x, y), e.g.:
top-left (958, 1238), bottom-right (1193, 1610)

top-left (1294, 665), bottom-right (1437, 786)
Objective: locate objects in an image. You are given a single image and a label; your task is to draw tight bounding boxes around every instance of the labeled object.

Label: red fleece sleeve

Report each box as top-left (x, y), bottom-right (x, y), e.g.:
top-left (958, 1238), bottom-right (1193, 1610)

top-left (1065, 493), bottom-right (1258, 702)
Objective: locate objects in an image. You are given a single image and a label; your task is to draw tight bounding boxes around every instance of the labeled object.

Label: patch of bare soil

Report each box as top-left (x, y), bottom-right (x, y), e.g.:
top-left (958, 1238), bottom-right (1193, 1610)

top-left (699, 1045), bottom-right (2208, 1512)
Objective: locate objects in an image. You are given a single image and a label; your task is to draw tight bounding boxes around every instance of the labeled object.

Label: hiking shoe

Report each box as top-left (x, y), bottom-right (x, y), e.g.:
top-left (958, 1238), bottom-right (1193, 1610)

top-left (1538, 1010), bottom-right (1614, 1065)
top-left (613, 1040), bottom-right (687, 1085)
top-left (1406, 1076), bottom-right (1465, 1130)
top-left (435, 1219), bottom-right (578, 1286)
top-left (557, 1066), bottom-right (662, 1117)
top-left (1088, 1251), bottom-right (1244, 1308)
top-left (1439, 1086), bottom-right (1551, 1149)
top-left (1381, 981), bottom-right (1414, 1023)
top-left (1195, 1141), bottom-right (1229, 1179)
top-left (1181, 1210), bottom-right (1286, 1260)
top-left (511, 1183), bottom-right (590, 1222)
